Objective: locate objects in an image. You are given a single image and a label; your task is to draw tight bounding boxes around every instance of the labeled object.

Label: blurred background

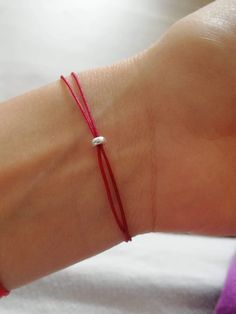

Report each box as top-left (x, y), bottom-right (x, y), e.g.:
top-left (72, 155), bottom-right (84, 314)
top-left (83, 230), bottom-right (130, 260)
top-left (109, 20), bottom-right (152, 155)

top-left (3, 1), bottom-right (236, 314)
top-left (0, 0), bottom-right (211, 101)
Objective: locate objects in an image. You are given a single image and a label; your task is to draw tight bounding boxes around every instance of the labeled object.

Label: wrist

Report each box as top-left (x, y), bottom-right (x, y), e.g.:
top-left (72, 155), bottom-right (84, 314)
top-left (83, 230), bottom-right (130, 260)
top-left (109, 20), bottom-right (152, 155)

top-left (134, 13), bottom-right (236, 236)
top-left (0, 57), bottom-right (155, 291)
top-left (78, 58), bottom-right (155, 236)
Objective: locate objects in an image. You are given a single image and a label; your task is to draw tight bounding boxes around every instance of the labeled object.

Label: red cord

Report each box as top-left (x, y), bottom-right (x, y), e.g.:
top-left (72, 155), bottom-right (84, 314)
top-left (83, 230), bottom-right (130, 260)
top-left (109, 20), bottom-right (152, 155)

top-left (0, 72), bottom-right (131, 299)
top-left (61, 72), bottom-right (132, 242)
top-left (0, 282), bottom-right (10, 298)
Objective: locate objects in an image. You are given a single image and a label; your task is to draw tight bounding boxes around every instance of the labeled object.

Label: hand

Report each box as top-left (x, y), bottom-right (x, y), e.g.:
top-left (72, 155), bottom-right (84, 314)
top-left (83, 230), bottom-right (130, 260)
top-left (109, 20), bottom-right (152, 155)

top-left (2, 0), bottom-right (236, 291)
top-left (135, 0), bottom-right (236, 236)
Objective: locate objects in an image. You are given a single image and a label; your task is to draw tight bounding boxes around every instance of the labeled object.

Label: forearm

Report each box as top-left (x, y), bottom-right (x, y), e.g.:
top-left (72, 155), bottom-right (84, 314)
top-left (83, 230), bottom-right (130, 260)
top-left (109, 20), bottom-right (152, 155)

top-left (0, 59), bottom-right (153, 290)
top-left (3, 0), bottom-right (236, 291)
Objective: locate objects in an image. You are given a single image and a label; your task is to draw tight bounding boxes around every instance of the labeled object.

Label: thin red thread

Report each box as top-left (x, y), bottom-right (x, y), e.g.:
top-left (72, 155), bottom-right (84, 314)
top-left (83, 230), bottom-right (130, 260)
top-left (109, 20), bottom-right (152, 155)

top-left (0, 282), bottom-right (10, 298)
top-left (61, 72), bottom-right (132, 242)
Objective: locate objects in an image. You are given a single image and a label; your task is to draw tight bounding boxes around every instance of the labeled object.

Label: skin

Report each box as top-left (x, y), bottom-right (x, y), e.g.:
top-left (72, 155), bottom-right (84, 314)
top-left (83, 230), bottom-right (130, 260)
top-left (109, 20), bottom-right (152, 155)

top-left (0, 0), bottom-right (236, 291)
top-left (143, 0), bottom-right (236, 235)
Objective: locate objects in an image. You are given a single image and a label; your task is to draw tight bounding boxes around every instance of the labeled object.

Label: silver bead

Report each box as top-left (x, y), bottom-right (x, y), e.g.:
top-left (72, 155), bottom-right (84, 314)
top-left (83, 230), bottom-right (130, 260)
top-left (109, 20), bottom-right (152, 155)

top-left (92, 136), bottom-right (106, 146)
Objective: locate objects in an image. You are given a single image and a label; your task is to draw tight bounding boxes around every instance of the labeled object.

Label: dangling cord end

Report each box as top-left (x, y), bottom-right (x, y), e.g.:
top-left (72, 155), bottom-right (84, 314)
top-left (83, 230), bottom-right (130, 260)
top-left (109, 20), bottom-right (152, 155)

top-left (0, 283), bottom-right (10, 298)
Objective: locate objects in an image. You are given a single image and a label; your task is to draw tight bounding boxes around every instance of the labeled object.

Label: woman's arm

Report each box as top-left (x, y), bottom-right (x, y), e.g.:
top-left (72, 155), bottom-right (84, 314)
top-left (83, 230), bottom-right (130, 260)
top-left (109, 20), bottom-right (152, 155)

top-left (139, 0), bottom-right (236, 236)
top-left (2, 0), bottom-right (236, 292)
top-left (0, 60), bottom-right (154, 290)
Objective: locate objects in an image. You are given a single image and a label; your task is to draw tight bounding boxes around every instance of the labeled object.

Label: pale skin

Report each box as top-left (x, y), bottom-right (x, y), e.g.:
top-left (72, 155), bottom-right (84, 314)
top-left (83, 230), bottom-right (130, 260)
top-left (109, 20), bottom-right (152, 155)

top-left (1, 0), bottom-right (236, 291)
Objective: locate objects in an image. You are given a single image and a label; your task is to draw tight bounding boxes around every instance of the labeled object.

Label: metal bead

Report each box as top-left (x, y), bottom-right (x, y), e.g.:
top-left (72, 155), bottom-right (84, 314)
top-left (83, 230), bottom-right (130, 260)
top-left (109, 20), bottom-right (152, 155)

top-left (92, 136), bottom-right (106, 146)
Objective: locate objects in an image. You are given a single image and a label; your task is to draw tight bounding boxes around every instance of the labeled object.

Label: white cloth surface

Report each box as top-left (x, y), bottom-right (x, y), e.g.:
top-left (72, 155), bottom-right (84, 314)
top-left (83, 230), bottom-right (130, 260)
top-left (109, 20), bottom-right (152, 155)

top-left (1, 1), bottom-right (235, 313)
top-left (1, 233), bottom-right (236, 314)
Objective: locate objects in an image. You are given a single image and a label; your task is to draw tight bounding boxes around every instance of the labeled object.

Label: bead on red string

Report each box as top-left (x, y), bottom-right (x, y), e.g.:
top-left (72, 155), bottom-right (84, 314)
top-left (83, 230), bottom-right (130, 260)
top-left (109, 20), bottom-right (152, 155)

top-left (60, 72), bottom-right (132, 242)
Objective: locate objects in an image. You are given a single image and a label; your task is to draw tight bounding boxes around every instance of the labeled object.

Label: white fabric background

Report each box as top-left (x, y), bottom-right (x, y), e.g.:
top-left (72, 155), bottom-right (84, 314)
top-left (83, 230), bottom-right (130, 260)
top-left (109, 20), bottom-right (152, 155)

top-left (1, 233), bottom-right (236, 314)
top-left (1, 1), bottom-right (235, 313)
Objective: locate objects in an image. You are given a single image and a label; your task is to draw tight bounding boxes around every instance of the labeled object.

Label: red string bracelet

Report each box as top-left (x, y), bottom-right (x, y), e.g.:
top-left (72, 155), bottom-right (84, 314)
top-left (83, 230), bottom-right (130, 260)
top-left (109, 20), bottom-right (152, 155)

top-left (0, 72), bottom-right (131, 299)
top-left (0, 282), bottom-right (10, 298)
top-left (60, 72), bottom-right (132, 242)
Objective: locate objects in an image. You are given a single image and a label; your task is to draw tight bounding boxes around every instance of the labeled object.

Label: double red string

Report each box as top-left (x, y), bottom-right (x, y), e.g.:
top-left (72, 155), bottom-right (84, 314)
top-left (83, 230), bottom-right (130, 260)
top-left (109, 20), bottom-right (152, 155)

top-left (61, 72), bottom-right (132, 242)
top-left (0, 72), bottom-right (132, 299)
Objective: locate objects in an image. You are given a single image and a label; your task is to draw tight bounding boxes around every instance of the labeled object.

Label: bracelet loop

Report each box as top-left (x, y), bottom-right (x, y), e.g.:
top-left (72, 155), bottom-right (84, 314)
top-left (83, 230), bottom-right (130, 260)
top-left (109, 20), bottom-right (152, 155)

top-left (61, 72), bottom-right (132, 243)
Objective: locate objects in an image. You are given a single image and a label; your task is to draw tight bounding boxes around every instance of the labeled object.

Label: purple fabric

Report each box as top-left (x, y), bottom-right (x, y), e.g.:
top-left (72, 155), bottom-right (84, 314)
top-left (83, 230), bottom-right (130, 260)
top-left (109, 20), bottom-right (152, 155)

top-left (215, 255), bottom-right (236, 314)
